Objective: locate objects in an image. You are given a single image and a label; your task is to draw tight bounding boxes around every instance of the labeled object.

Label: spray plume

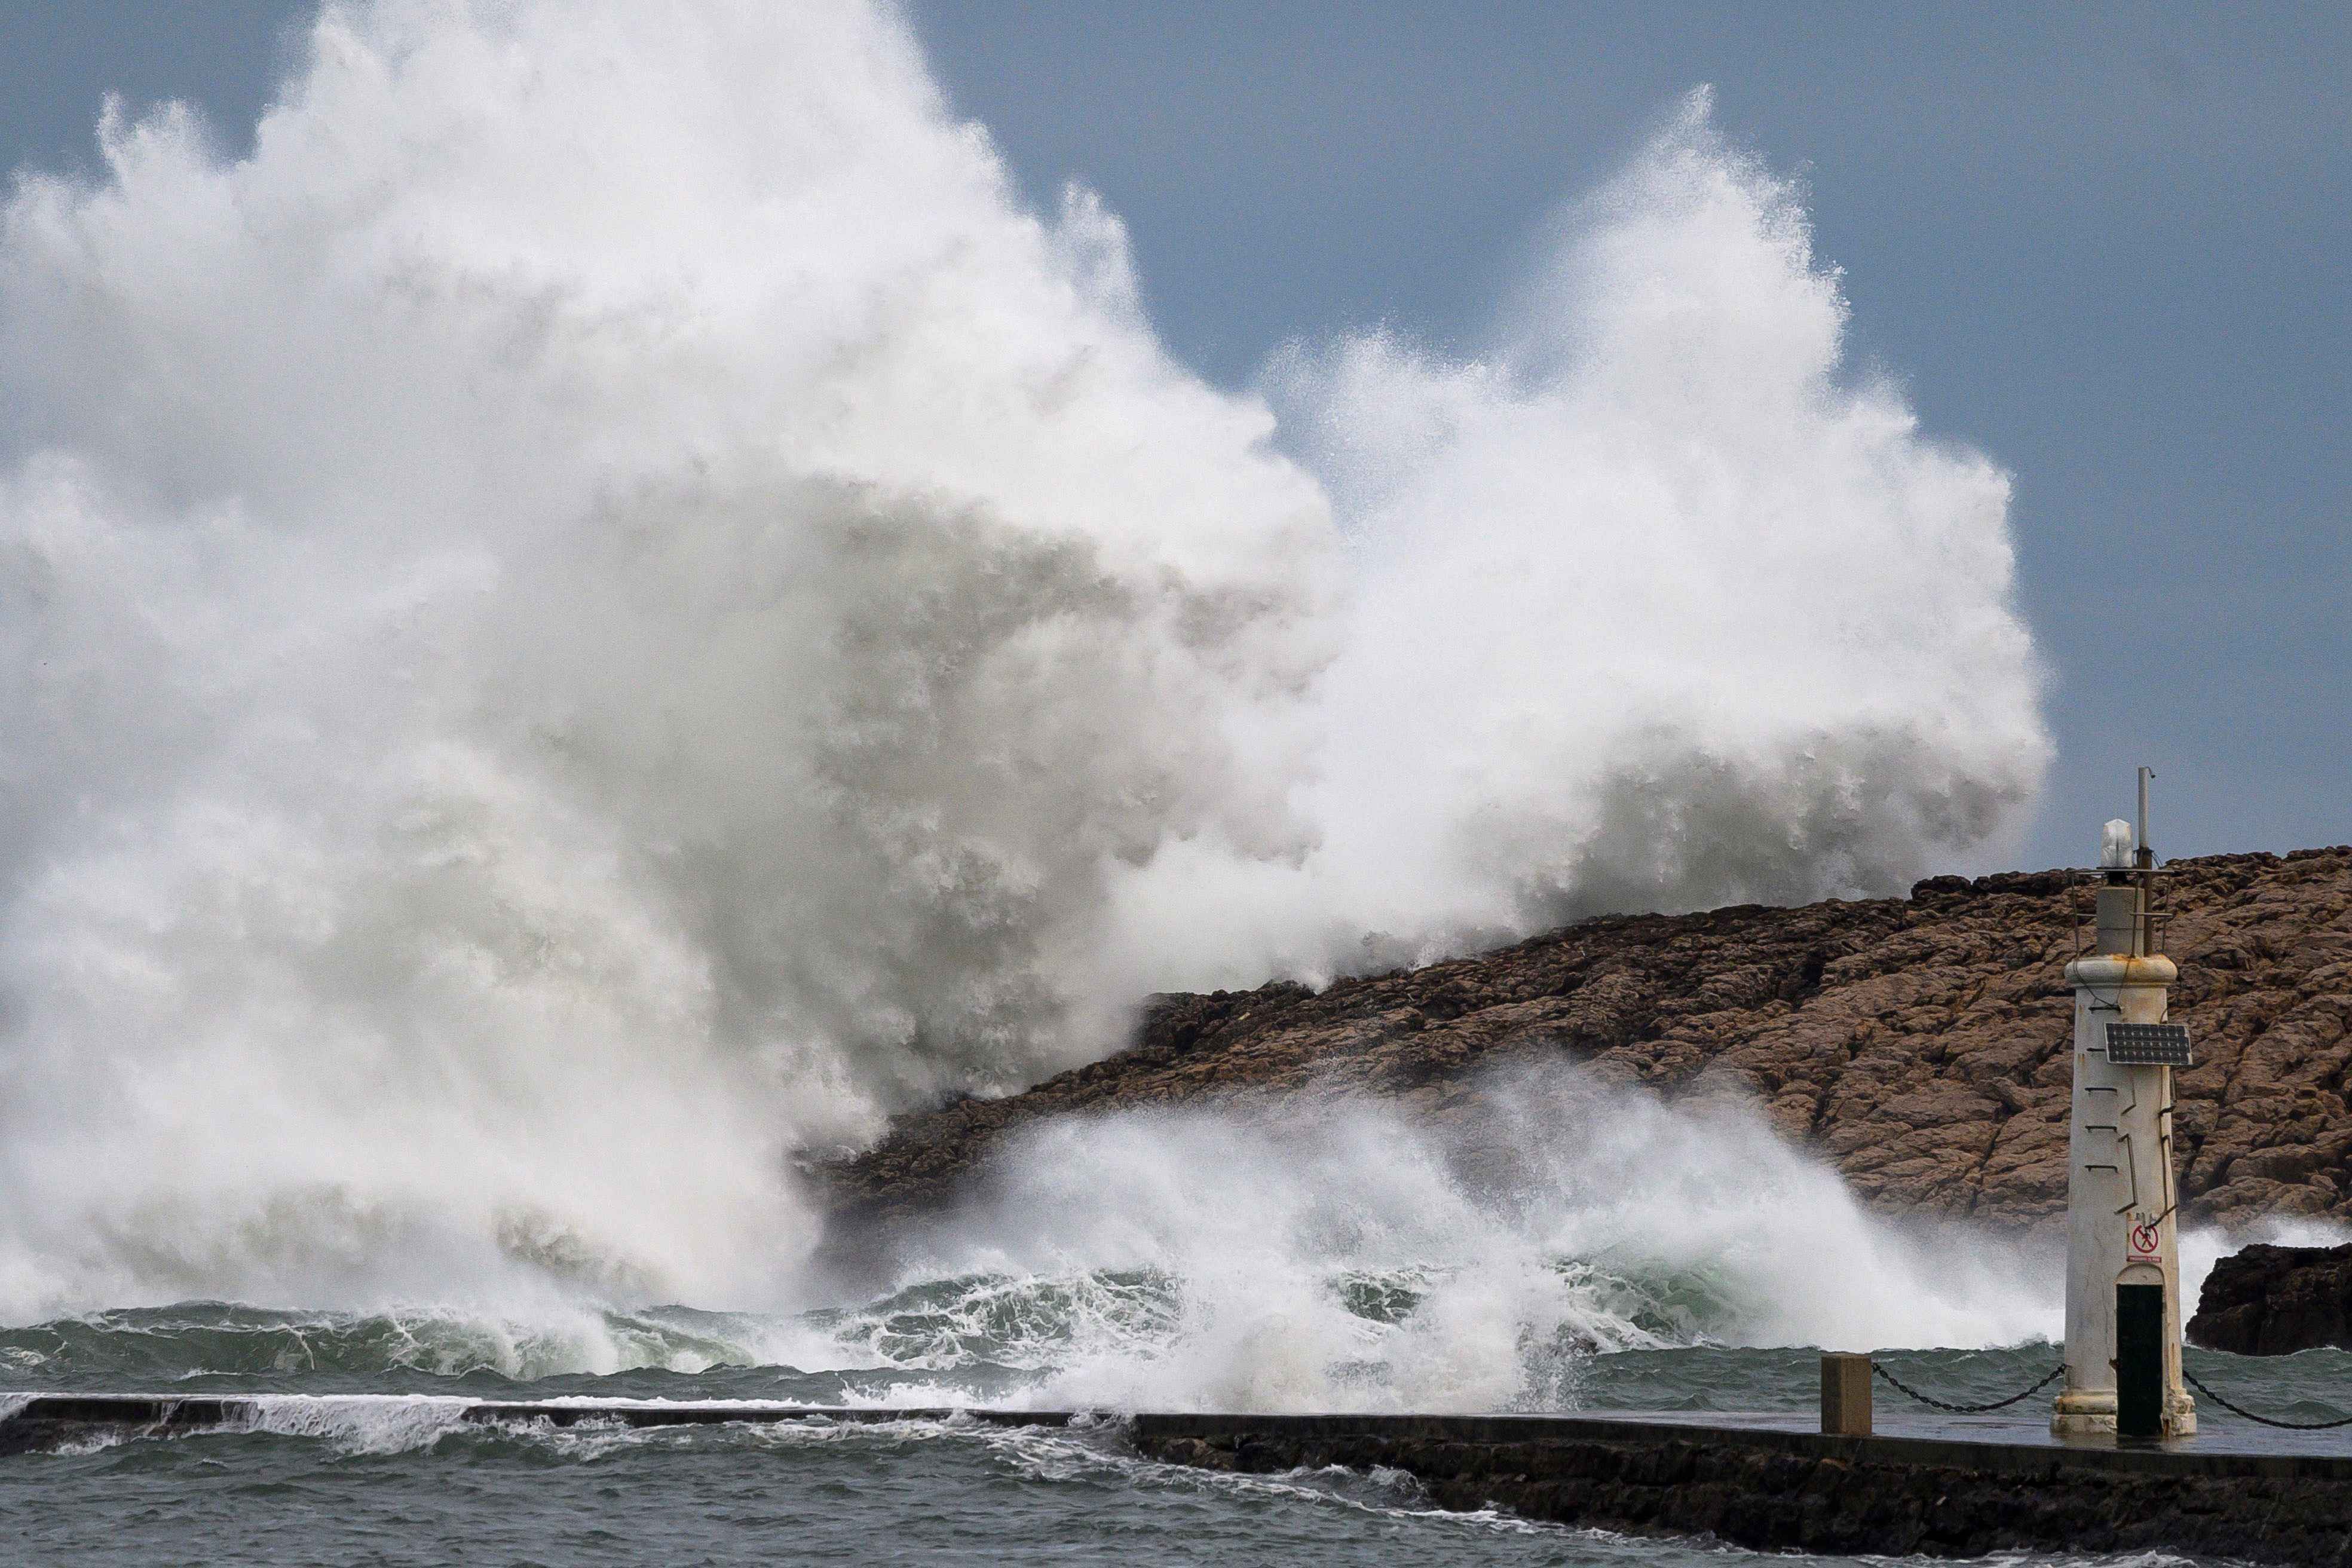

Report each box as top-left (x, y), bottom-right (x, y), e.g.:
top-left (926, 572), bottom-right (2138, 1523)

top-left (0, 2), bottom-right (2043, 1317)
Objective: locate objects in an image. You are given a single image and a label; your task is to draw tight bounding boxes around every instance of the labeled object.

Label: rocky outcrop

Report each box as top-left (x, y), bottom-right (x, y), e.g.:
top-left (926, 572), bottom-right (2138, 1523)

top-left (824, 848), bottom-right (2352, 1235)
top-left (2190, 1242), bottom-right (2352, 1354)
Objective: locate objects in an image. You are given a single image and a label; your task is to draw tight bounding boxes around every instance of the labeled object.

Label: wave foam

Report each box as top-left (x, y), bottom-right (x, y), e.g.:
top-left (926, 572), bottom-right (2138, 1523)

top-left (0, 1077), bottom-right (2063, 1412)
top-left (885, 1069), bottom-right (2059, 1411)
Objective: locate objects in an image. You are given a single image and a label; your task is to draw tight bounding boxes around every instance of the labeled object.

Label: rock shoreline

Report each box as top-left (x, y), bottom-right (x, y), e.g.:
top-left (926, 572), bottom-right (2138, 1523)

top-left (2192, 1242), bottom-right (2352, 1355)
top-left (825, 848), bottom-right (2352, 1237)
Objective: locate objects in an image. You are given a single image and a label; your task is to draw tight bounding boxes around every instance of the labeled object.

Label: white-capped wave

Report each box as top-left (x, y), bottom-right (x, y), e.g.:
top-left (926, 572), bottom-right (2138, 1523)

top-left (241, 1393), bottom-right (474, 1454)
top-left (875, 1068), bottom-right (2060, 1412)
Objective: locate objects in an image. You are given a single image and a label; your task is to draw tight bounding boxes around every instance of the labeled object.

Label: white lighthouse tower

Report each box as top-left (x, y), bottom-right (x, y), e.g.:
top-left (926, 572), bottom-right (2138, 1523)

top-left (2051, 768), bottom-right (2195, 1438)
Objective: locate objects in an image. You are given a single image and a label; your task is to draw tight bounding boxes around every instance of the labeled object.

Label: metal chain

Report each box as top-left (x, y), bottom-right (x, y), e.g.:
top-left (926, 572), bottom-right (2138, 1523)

top-left (1872, 1361), bottom-right (2065, 1414)
top-left (2182, 1368), bottom-right (2352, 1430)
top-left (1873, 1359), bottom-right (2352, 1429)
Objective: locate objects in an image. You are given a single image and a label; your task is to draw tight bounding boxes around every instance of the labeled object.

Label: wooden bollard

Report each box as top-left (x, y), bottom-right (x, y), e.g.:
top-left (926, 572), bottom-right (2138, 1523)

top-left (1821, 1352), bottom-right (1873, 1435)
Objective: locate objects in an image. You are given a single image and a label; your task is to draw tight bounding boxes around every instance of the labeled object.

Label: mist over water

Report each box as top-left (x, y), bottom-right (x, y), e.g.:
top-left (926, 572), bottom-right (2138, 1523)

top-left (868, 1069), bottom-right (2065, 1413)
top-left (4, 1071), bottom-right (2080, 1414)
top-left (0, 1), bottom-right (2045, 1331)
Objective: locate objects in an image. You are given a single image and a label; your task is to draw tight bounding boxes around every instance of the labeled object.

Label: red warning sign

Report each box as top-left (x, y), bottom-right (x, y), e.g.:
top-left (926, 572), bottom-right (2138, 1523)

top-left (2127, 1214), bottom-right (2161, 1258)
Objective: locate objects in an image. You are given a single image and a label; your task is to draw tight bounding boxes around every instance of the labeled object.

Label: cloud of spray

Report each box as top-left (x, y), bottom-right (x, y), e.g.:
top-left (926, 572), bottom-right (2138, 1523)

top-left (1110, 91), bottom-right (2047, 988)
top-left (891, 1068), bottom-right (2060, 1413)
top-left (0, 0), bottom-right (1330, 1315)
top-left (0, 1071), bottom-right (2070, 1407)
top-left (0, 4), bottom-right (2044, 1315)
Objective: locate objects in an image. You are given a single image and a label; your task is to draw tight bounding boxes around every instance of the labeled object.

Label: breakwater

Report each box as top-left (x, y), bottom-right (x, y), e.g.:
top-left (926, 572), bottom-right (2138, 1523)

top-left (0, 1395), bottom-right (1064, 1458)
top-left (1131, 1411), bottom-right (2352, 1564)
top-left (9, 1396), bottom-right (2351, 1564)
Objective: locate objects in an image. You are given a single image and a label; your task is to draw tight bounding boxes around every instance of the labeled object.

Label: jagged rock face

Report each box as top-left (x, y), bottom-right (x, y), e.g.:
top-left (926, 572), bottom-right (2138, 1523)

top-left (823, 849), bottom-right (2352, 1235)
top-left (2189, 1242), bottom-right (2352, 1355)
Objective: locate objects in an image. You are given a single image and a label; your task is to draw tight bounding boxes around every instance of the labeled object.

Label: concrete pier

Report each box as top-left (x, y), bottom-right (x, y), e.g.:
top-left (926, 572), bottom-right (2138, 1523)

top-left (1133, 1411), bottom-right (2352, 1564)
top-left (6, 1395), bottom-right (2351, 1563)
top-left (0, 1394), bottom-right (1065, 1456)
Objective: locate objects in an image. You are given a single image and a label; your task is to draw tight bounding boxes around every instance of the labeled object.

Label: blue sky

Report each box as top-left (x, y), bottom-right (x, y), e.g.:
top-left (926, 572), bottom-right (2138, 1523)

top-left (4, 1), bottom-right (2345, 875)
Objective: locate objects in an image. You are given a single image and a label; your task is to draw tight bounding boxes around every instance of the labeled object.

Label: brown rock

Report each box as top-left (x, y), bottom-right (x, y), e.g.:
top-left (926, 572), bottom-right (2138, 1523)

top-left (821, 848), bottom-right (2352, 1238)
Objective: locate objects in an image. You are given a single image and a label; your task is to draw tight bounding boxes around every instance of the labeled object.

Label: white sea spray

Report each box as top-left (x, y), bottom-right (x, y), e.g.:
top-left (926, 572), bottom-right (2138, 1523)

top-left (893, 1068), bottom-right (2062, 1413)
top-left (0, 4), bottom-right (2044, 1322)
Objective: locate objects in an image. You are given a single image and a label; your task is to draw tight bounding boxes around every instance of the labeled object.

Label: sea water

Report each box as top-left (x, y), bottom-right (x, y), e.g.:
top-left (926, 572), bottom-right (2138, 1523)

top-left (6, 1294), bottom-right (2350, 1566)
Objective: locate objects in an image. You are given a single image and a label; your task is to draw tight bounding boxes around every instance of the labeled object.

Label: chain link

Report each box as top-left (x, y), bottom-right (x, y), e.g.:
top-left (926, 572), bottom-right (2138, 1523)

top-left (2182, 1368), bottom-right (2352, 1430)
top-left (1871, 1360), bottom-right (2065, 1414)
top-left (1870, 1359), bottom-right (2352, 1429)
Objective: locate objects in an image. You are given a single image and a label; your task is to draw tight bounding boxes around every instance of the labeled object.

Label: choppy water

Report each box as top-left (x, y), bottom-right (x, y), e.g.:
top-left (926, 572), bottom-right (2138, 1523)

top-left (7, 1287), bottom-right (2351, 1567)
